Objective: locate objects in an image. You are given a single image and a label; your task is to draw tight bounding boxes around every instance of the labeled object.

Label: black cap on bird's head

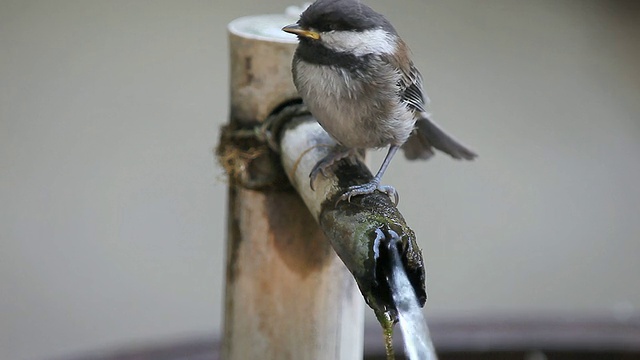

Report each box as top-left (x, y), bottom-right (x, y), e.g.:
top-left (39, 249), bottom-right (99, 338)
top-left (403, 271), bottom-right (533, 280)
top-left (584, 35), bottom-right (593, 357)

top-left (283, 0), bottom-right (396, 40)
top-left (300, 0), bottom-right (394, 32)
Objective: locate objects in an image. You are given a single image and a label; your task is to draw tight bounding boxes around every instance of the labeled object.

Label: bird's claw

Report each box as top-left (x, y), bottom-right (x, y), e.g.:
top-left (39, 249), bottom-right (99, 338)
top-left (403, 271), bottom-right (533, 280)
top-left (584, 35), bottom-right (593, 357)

top-left (309, 147), bottom-right (355, 190)
top-left (337, 182), bottom-right (398, 206)
top-left (309, 165), bottom-right (328, 191)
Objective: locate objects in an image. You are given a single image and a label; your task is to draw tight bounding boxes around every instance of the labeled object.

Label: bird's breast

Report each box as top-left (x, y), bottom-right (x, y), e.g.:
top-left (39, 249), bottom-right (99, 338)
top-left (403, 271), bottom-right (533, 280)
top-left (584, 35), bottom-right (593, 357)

top-left (293, 59), bottom-right (415, 149)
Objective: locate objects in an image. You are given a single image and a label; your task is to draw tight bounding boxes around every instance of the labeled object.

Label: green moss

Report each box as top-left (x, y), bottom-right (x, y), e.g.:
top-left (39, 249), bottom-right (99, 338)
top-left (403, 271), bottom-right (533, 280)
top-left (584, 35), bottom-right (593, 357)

top-left (376, 309), bottom-right (396, 360)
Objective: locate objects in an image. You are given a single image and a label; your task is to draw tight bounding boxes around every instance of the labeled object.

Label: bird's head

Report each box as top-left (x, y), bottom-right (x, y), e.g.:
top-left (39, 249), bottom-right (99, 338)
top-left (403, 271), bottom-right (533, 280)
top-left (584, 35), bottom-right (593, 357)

top-left (282, 0), bottom-right (398, 57)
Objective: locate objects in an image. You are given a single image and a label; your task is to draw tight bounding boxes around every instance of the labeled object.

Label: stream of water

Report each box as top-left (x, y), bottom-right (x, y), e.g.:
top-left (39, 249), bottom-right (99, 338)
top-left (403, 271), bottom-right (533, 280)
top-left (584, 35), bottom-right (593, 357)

top-left (388, 245), bottom-right (438, 360)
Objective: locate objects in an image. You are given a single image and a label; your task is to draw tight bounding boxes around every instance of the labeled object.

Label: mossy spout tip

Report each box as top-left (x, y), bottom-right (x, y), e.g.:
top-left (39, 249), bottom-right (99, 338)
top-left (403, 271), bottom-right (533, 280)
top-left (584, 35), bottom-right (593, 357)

top-left (319, 192), bottom-right (426, 323)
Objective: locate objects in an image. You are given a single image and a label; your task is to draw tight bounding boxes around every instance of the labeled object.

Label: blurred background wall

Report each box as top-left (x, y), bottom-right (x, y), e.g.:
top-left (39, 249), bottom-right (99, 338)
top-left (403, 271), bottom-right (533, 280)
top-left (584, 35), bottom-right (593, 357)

top-left (1, 0), bottom-right (639, 359)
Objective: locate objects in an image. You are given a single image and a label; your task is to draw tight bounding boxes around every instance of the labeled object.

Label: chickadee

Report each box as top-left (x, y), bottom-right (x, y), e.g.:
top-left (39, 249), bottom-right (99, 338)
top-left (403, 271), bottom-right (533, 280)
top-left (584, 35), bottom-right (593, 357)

top-left (283, 0), bottom-right (476, 203)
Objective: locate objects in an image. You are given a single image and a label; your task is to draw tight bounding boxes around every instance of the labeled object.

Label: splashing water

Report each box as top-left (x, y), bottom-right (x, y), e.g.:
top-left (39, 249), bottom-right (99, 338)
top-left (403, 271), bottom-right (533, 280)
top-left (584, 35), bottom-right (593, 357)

top-left (388, 244), bottom-right (438, 360)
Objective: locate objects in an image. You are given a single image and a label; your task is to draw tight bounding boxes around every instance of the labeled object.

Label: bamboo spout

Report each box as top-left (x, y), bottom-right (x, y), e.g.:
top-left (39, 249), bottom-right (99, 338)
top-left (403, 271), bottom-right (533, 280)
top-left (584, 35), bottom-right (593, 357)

top-left (278, 116), bottom-right (426, 324)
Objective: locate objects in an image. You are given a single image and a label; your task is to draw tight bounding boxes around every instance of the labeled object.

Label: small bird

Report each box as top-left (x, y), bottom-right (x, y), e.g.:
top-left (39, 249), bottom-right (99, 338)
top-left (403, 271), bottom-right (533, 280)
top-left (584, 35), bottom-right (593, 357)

top-left (283, 0), bottom-right (476, 203)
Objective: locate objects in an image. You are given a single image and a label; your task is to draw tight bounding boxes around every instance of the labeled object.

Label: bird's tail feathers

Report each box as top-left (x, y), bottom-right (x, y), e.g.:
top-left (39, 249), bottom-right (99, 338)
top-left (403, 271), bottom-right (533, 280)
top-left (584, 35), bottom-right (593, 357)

top-left (402, 114), bottom-right (477, 161)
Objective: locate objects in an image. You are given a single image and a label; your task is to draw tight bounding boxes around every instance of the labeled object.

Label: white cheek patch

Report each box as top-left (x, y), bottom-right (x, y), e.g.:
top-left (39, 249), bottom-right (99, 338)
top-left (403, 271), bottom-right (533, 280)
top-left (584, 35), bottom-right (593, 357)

top-left (321, 28), bottom-right (397, 56)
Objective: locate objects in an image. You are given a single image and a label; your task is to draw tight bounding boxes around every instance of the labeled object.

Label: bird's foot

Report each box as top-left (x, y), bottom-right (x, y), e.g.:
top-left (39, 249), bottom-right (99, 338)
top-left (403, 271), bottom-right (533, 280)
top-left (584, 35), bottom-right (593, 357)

top-left (309, 147), bottom-right (357, 190)
top-left (338, 181), bottom-right (398, 205)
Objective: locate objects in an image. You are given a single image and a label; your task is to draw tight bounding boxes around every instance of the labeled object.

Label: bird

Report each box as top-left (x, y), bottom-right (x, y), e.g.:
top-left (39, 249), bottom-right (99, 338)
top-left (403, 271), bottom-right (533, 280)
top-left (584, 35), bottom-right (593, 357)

top-left (282, 0), bottom-right (476, 204)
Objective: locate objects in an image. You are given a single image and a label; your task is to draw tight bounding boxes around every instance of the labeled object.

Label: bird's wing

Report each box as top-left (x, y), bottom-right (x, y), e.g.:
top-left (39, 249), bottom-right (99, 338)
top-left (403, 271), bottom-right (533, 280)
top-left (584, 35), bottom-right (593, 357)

top-left (400, 64), bottom-right (427, 113)
top-left (387, 40), bottom-right (428, 113)
top-left (388, 40), bottom-right (477, 161)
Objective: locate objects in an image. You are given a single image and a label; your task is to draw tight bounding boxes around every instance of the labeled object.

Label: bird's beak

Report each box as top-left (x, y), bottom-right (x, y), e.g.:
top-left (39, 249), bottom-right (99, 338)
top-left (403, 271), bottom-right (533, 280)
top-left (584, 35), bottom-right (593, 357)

top-left (282, 24), bottom-right (320, 40)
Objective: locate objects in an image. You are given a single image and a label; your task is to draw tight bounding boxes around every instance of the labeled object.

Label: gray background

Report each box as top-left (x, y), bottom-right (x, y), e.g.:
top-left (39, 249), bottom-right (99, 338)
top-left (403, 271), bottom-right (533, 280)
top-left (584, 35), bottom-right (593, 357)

top-left (1, 0), bottom-right (639, 359)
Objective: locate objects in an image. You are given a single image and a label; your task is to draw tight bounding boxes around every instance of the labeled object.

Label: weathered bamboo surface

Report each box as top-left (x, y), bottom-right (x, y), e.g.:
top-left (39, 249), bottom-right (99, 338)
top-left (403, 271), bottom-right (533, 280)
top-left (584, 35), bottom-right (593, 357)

top-left (221, 14), bottom-right (364, 360)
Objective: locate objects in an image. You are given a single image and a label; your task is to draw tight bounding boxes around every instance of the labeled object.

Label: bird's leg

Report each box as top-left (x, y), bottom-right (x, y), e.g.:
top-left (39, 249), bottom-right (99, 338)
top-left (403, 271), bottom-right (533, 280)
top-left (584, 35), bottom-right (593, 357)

top-left (339, 145), bottom-right (400, 205)
top-left (309, 146), bottom-right (358, 190)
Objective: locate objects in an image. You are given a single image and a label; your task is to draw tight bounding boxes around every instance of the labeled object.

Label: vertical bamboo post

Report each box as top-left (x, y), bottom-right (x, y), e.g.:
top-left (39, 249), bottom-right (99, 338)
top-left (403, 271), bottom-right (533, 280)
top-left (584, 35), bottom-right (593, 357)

top-left (221, 14), bottom-right (364, 360)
